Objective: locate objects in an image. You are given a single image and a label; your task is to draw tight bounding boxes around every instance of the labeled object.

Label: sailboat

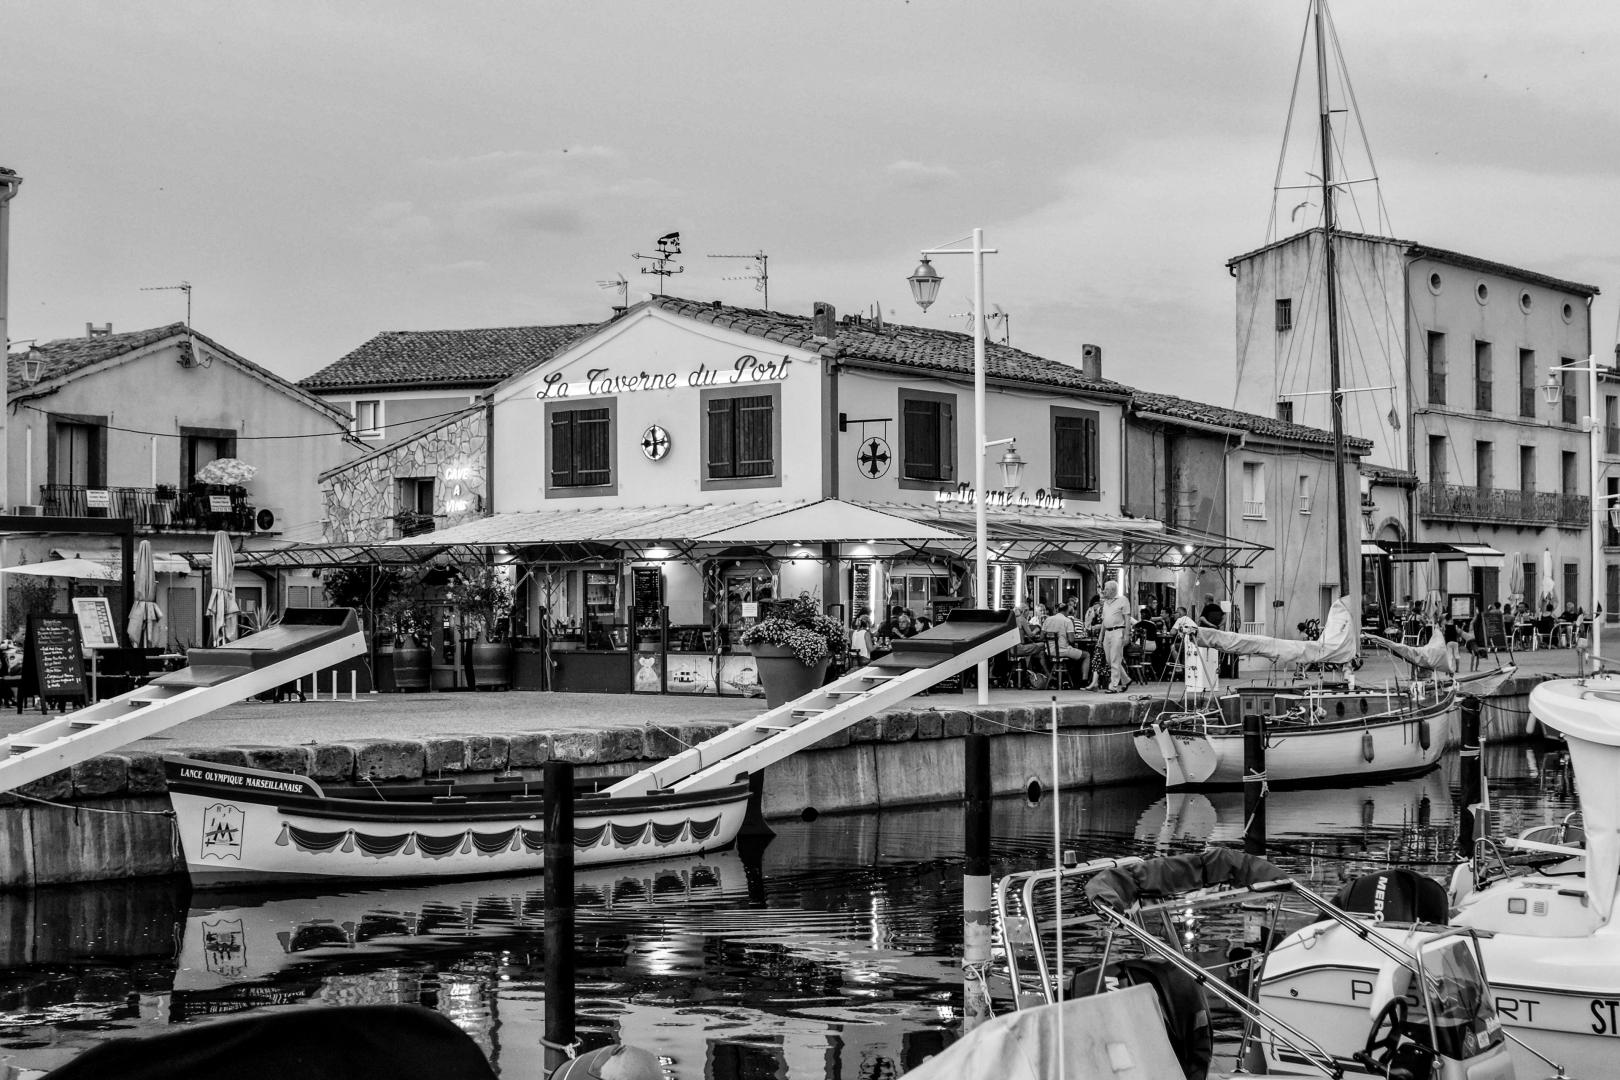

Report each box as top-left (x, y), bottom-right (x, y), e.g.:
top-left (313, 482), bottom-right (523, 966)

top-left (1133, 0), bottom-right (1512, 789)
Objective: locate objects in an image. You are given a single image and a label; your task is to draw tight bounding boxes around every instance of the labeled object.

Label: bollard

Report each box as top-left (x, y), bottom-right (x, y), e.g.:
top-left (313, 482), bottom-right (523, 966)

top-left (349, 671), bottom-right (357, 702)
top-left (1243, 713), bottom-right (1267, 856)
top-left (962, 733), bottom-right (992, 1033)
top-left (1457, 696), bottom-right (1482, 859)
top-left (330, 671), bottom-right (338, 700)
top-left (543, 760), bottom-right (576, 1074)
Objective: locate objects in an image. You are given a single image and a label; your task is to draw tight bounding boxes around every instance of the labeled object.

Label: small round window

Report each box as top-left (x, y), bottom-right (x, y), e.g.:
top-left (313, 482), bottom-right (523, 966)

top-left (1428, 271), bottom-right (1443, 295)
top-left (1563, 302), bottom-right (1575, 323)
top-left (1520, 291), bottom-right (1533, 313)
top-left (1475, 281), bottom-right (1490, 305)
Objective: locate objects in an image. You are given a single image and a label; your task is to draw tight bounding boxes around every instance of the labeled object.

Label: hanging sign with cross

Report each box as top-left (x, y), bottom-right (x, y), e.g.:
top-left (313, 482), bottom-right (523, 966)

top-left (856, 436), bottom-right (892, 479)
top-left (641, 424), bottom-right (672, 461)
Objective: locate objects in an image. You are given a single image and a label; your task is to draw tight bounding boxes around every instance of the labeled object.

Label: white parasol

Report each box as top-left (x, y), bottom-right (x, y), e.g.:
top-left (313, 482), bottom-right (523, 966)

top-left (126, 540), bottom-right (166, 649)
top-left (194, 458), bottom-right (257, 486)
top-left (1540, 547), bottom-right (1557, 609)
top-left (1, 557), bottom-right (116, 581)
top-left (205, 531), bottom-right (240, 645)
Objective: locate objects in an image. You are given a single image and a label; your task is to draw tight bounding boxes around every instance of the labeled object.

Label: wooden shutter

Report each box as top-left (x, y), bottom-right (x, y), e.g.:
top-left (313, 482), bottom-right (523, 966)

top-left (708, 398), bottom-right (735, 479)
top-left (1053, 413), bottom-right (1098, 492)
top-left (550, 411), bottom-right (576, 486)
top-left (903, 398), bottom-right (941, 480)
top-left (937, 398), bottom-right (955, 481)
top-left (575, 407), bottom-right (611, 486)
top-left (737, 395), bottom-right (773, 477)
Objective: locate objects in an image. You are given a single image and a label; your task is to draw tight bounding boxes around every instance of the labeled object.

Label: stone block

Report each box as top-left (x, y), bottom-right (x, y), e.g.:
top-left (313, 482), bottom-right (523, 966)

top-left (115, 753), bottom-right (167, 794)
top-left (425, 737), bottom-right (468, 774)
top-left (1056, 702), bottom-right (1093, 729)
top-left (849, 716), bottom-right (883, 743)
top-left (809, 723), bottom-right (851, 750)
top-left (465, 735), bottom-right (507, 772)
top-left (599, 728), bottom-right (644, 763)
top-left (550, 730), bottom-right (605, 764)
top-left (641, 724), bottom-right (686, 760)
top-left (70, 756), bottom-right (128, 798)
top-left (507, 733), bottom-right (553, 768)
top-left (1088, 699), bottom-right (1133, 726)
top-left (179, 747), bottom-right (252, 767)
top-left (937, 710), bottom-right (972, 738)
top-left (17, 770), bottom-right (70, 801)
top-left (346, 740), bottom-right (426, 781)
top-left (916, 710), bottom-right (945, 740)
top-left (878, 711), bottom-right (918, 742)
top-left (241, 746), bottom-right (315, 775)
top-left (311, 744), bottom-right (356, 781)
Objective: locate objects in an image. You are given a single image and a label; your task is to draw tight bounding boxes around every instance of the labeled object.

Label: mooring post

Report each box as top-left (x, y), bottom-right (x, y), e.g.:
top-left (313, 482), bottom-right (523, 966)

top-left (1457, 696), bottom-right (1482, 858)
top-left (1243, 713), bottom-right (1267, 856)
top-left (962, 732), bottom-right (993, 1032)
top-left (543, 760), bottom-right (576, 1073)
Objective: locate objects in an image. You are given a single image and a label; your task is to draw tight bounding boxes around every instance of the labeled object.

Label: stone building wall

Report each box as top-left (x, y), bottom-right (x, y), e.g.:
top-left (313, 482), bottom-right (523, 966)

top-left (323, 410), bottom-right (486, 542)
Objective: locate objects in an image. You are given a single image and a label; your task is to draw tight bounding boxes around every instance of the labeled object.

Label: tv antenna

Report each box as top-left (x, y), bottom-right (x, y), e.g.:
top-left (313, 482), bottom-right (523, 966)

top-left (595, 272), bottom-right (629, 311)
top-left (631, 232), bottom-right (683, 296)
top-left (706, 249), bottom-right (769, 310)
top-left (947, 299), bottom-right (1011, 345)
top-left (141, 280), bottom-right (192, 325)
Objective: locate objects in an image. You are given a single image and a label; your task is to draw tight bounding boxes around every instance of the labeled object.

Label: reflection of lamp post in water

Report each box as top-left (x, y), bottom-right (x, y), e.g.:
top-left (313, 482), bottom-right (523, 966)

top-left (1544, 357), bottom-right (1605, 657)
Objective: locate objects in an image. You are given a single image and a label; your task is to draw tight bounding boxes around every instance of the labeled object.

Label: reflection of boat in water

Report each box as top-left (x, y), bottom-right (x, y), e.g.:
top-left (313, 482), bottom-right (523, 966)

top-left (176, 850), bottom-right (746, 991)
top-left (1136, 768), bottom-right (1452, 850)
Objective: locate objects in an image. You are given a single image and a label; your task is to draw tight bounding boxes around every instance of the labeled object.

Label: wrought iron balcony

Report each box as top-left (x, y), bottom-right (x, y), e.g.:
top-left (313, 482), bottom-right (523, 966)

top-left (37, 484), bottom-right (257, 534)
top-left (1418, 482), bottom-right (1589, 527)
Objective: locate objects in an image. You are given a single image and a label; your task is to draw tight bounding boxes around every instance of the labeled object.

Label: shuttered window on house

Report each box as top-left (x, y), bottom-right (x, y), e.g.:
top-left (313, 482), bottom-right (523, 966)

top-left (901, 396), bottom-right (955, 482)
top-left (550, 406), bottom-right (612, 487)
top-left (707, 394), bottom-right (774, 478)
top-left (1052, 411), bottom-right (1099, 492)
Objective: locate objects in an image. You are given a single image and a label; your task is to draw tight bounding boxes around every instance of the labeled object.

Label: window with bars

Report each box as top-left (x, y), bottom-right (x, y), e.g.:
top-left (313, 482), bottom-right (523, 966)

top-left (547, 401), bottom-right (615, 495)
top-left (1275, 298), bottom-right (1293, 331)
top-left (1051, 406), bottom-right (1100, 496)
top-left (703, 385), bottom-right (780, 489)
top-left (899, 389), bottom-right (956, 487)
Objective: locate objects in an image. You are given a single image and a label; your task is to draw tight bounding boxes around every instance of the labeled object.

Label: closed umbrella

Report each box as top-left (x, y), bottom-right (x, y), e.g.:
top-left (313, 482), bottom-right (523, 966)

top-left (1504, 551), bottom-right (1524, 604)
top-left (1541, 548), bottom-right (1557, 610)
top-left (126, 540), bottom-right (166, 649)
top-left (206, 531), bottom-right (240, 646)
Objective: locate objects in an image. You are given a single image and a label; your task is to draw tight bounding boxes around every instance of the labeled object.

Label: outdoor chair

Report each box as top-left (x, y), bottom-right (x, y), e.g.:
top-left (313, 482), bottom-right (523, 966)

top-left (1043, 633), bottom-right (1074, 691)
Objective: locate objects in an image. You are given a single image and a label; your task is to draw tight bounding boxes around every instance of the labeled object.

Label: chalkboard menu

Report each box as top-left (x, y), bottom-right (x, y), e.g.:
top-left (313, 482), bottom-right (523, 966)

top-left (1482, 610), bottom-right (1508, 650)
top-left (632, 566), bottom-right (664, 632)
top-left (851, 564), bottom-right (872, 622)
top-left (20, 614), bottom-right (88, 713)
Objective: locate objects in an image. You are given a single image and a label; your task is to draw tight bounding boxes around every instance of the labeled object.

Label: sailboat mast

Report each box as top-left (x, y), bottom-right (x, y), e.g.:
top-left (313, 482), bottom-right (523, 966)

top-left (1315, 0), bottom-right (1352, 599)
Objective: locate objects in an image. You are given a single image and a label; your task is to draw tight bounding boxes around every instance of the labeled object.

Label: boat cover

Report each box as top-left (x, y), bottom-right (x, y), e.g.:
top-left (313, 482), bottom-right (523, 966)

top-left (1068, 957), bottom-right (1212, 1080)
top-left (1083, 847), bottom-right (1288, 911)
top-left (39, 1004), bottom-right (497, 1080)
top-left (1194, 596), bottom-right (1359, 667)
top-left (1363, 626), bottom-right (1457, 674)
top-left (1528, 677), bottom-right (1620, 925)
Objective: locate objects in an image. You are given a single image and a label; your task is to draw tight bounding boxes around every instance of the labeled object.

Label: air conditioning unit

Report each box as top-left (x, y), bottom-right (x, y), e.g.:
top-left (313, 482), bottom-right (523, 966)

top-left (11, 504), bottom-right (42, 517)
top-left (253, 506), bottom-right (286, 533)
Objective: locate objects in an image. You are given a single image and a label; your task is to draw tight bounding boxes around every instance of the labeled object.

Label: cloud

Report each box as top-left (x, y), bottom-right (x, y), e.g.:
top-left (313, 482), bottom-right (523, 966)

top-left (884, 160), bottom-right (958, 190)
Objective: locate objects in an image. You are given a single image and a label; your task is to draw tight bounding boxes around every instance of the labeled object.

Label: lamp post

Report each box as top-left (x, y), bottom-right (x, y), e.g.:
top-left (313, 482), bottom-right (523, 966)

top-left (1545, 357), bottom-right (1604, 658)
top-left (908, 229), bottom-right (999, 704)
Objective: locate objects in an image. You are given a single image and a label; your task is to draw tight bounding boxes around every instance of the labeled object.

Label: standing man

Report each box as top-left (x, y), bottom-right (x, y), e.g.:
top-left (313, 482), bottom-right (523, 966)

top-left (1100, 580), bottom-right (1132, 693)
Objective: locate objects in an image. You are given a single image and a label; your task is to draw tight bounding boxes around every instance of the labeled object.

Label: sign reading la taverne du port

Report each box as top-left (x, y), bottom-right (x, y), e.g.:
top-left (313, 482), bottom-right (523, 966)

top-left (534, 354), bottom-right (793, 400)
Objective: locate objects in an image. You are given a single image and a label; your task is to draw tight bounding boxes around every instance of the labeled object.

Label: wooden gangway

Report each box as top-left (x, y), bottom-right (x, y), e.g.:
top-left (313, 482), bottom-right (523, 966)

top-left (0, 608), bottom-right (366, 793)
top-left (606, 609), bottom-right (1018, 797)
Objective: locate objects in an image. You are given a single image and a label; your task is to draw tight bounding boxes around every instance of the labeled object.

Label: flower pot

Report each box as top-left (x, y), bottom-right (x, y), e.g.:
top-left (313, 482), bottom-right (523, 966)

top-left (469, 634), bottom-right (512, 690)
top-left (392, 635), bottom-right (432, 692)
top-left (751, 643), bottom-right (831, 709)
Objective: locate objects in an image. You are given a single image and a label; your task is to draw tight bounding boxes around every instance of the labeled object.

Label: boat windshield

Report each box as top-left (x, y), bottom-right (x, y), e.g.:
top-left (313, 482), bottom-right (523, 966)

top-left (1413, 935), bottom-right (1503, 1059)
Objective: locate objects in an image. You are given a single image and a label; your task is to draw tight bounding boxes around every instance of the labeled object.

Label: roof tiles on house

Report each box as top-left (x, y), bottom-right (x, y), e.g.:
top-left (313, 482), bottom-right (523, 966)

top-left (298, 323), bottom-right (600, 392)
top-left (1131, 390), bottom-right (1374, 453)
top-left (8, 323), bottom-right (187, 394)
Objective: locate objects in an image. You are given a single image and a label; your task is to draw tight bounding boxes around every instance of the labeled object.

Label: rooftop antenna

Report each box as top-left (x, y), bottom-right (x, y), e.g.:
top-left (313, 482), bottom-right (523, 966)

top-left (987, 303), bottom-right (1011, 346)
top-left (706, 249), bottom-right (770, 310)
top-left (595, 272), bottom-right (629, 312)
top-left (631, 232), bottom-right (683, 296)
top-left (141, 280), bottom-right (192, 325)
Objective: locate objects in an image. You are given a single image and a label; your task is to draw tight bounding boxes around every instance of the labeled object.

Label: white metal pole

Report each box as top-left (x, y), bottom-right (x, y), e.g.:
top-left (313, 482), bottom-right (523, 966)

top-left (973, 228), bottom-right (989, 706)
top-left (1593, 355), bottom-right (1603, 659)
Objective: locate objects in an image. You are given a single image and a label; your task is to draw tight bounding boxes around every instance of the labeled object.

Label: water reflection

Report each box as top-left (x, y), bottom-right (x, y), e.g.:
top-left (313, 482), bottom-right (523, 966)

top-left (0, 741), bottom-right (1581, 1079)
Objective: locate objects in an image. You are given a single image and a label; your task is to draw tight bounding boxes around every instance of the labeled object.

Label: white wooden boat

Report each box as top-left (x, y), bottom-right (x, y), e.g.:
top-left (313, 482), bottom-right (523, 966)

top-left (164, 756), bottom-right (750, 887)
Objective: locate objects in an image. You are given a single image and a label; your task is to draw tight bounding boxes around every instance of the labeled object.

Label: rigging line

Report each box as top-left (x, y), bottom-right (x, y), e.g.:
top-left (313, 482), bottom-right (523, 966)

top-left (1324, 2), bottom-right (1395, 237)
top-left (1266, 6), bottom-right (1317, 247)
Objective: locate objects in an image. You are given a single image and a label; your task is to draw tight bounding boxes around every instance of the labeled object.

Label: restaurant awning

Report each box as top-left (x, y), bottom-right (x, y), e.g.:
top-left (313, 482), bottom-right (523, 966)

top-left (692, 500), bottom-right (961, 544)
top-left (1373, 540), bottom-right (1504, 568)
top-left (52, 547), bottom-right (191, 575)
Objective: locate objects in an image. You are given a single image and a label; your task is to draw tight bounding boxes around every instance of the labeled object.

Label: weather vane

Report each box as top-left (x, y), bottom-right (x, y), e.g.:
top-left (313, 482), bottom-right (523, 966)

top-left (632, 232), bottom-right (683, 296)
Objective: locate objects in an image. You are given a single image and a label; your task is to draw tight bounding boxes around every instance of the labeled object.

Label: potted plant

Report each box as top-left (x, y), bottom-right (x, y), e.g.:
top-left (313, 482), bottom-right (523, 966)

top-left (386, 599), bottom-right (433, 692)
top-left (448, 564), bottom-right (515, 690)
top-left (738, 593), bottom-right (846, 708)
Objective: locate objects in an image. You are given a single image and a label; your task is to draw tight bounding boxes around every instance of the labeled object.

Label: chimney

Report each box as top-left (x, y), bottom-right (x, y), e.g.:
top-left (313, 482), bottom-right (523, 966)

top-left (811, 301), bottom-right (837, 340)
top-left (1081, 343), bottom-right (1103, 380)
top-left (86, 322), bottom-right (112, 337)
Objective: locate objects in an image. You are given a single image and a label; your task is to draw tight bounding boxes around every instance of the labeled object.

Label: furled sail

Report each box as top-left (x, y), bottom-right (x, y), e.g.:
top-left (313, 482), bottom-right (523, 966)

top-left (1362, 626), bottom-right (1457, 674)
top-left (1192, 597), bottom-right (1359, 667)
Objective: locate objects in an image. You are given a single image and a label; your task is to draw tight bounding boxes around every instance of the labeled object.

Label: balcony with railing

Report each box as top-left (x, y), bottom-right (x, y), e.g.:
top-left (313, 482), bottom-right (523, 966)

top-left (1418, 482), bottom-right (1589, 527)
top-left (36, 484), bottom-right (258, 533)
top-left (1241, 499), bottom-right (1266, 519)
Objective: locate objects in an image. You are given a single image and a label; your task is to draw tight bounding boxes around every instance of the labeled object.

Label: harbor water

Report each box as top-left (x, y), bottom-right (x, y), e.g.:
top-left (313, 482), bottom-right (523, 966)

top-left (0, 741), bottom-right (1575, 1078)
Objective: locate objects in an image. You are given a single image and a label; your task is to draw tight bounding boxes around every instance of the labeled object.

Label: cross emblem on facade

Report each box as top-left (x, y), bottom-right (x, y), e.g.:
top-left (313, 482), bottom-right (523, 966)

top-left (857, 437), bottom-right (892, 478)
top-left (641, 424), bottom-right (672, 461)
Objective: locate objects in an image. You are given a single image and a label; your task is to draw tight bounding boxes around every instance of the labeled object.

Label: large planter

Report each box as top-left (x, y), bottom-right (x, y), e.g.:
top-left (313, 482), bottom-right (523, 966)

top-left (392, 635), bottom-right (432, 692)
top-left (469, 634), bottom-right (513, 691)
top-left (751, 643), bottom-right (830, 709)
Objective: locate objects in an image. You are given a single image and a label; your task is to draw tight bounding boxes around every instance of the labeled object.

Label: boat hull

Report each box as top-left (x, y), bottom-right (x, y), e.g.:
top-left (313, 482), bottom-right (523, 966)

top-left (1134, 689), bottom-right (1451, 788)
top-left (165, 757), bottom-right (750, 887)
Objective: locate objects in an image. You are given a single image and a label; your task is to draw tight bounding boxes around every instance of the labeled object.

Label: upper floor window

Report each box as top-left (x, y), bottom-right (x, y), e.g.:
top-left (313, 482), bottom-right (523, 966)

top-left (51, 416), bottom-right (106, 488)
top-left (1241, 461), bottom-right (1265, 519)
top-left (1426, 331), bottom-right (1446, 405)
top-left (354, 399), bottom-right (382, 438)
top-left (1276, 400), bottom-right (1294, 423)
top-left (1051, 406), bottom-right (1099, 497)
top-left (1473, 340), bottom-right (1492, 412)
top-left (181, 427), bottom-right (236, 488)
top-left (899, 388), bottom-right (956, 488)
top-left (1560, 363), bottom-right (1579, 425)
top-left (546, 400), bottom-right (615, 496)
top-left (1519, 349), bottom-right (1537, 418)
top-left (1274, 298), bottom-right (1293, 332)
top-left (703, 384), bottom-right (780, 490)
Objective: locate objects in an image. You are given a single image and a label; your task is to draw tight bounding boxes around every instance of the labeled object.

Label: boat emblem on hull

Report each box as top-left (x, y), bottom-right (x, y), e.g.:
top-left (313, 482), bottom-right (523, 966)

top-left (201, 803), bottom-right (245, 861)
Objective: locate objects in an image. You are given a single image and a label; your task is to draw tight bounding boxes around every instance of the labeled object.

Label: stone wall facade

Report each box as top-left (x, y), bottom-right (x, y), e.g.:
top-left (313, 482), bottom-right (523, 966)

top-left (323, 410), bottom-right (486, 542)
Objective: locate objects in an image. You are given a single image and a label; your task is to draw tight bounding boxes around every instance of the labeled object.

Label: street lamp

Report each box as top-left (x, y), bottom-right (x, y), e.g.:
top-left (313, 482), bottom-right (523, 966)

top-left (907, 228), bottom-right (997, 704)
top-left (1549, 357), bottom-right (1605, 659)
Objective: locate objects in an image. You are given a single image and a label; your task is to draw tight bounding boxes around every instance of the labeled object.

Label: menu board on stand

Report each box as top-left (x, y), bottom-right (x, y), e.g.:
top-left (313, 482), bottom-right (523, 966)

top-left (851, 564), bottom-right (872, 624)
top-left (19, 614), bottom-right (88, 713)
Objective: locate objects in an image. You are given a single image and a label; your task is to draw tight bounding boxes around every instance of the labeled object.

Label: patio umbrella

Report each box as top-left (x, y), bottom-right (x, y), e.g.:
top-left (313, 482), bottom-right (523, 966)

top-left (126, 540), bottom-right (166, 649)
top-left (1540, 548), bottom-right (1557, 609)
top-left (1, 557), bottom-right (116, 581)
top-left (1504, 552), bottom-right (1524, 601)
top-left (194, 457), bottom-right (257, 486)
top-left (206, 531), bottom-right (240, 645)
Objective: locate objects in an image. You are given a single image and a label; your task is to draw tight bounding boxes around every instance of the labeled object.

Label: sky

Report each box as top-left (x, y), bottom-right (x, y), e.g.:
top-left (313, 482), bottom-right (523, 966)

top-left (5, 1), bottom-right (1620, 408)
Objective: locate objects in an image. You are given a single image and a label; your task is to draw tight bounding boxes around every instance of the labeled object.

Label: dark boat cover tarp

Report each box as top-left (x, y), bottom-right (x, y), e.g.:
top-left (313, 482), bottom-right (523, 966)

top-left (1084, 847), bottom-right (1288, 911)
top-left (42, 1004), bottom-right (498, 1080)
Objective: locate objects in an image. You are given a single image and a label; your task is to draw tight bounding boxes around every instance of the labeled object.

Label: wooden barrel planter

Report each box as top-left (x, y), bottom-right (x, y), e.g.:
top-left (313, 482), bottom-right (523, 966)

top-left (392, 636), bottom-right (432, 692)
top-left (469, 635), bottom-right (513, 690)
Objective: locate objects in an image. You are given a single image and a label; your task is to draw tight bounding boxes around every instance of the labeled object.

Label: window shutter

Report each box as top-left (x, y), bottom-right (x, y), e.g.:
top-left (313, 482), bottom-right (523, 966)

top-left (708, 398), bottom-right (735, 479)
top-left (1083, 413), bottom-right (1098, 491)
top-left (737, 395), bottom-right (774, 477)
top-left (1052, 414), bottom-right (1099, 492)
top-left (938, 399), bottom-right (955, 481)
top-left (904, 399), bottom-right (941, 480)
top-left (550, 412), bottom-right (575, 486)
top-left (575, 407), bottom-right (611, 485)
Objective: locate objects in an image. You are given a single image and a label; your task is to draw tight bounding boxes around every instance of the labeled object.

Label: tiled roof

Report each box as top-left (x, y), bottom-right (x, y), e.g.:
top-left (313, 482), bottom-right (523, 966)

top-left (1131, 390), bottom-right (1374, 453)
top-left (299, 323), bottom-right (600, 392)
top-left (645, 297), bottom-right (1133, 398)
top-left (8, 323), bottom-right (186, 394)
top-left (1227, 228), bottom-right (1599, 298)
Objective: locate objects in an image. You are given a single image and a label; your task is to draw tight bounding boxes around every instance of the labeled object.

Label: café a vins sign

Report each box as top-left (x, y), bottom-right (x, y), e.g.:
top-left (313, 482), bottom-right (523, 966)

top-left (535, 354), bottom-right (793, 400)
top-left (935, 483), bottom-right (1065, 511)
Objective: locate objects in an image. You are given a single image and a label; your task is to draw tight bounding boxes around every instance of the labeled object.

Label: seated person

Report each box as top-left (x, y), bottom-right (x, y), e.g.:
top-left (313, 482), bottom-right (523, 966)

top-left (1040, 604), bottom-right (1088, 683)
top-left (997, 605), bottom-right (1050, 685)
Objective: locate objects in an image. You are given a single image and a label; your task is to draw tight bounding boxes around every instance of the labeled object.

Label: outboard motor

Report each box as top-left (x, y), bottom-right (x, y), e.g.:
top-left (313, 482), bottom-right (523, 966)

top-left (1333, 868), bottom-right (1449, 923)
top-left (1069, 957), bottom-right (1213, 1080)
